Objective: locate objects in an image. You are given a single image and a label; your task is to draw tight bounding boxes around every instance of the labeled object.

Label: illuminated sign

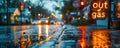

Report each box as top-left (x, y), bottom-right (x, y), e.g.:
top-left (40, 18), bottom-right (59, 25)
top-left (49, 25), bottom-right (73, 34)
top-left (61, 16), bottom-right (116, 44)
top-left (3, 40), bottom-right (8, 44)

top-left (90, 0), bottom-right (109, 20)
top-left (116, 2), bottom-right (120, 19)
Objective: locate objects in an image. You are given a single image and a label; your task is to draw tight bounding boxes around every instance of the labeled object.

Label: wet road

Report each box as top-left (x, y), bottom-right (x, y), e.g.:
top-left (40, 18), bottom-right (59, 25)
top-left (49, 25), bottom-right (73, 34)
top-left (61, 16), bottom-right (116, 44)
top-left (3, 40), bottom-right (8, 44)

top-left (58, 25), bottom-right (120, 48)
top-left (0, 25), bottom-right (120, 48)
top-left (0, 25), bottom-right (62, 48)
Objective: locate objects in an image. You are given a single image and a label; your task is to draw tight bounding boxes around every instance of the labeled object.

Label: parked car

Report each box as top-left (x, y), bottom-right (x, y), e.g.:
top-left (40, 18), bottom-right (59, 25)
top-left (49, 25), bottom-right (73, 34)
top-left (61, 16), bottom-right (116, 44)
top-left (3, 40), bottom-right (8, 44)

top-left (56, 21), bottom-right (64, 25)
top-left (31, 20), bottom-right (40, 24)
top-left (50, 20), bottom-right (56, 24)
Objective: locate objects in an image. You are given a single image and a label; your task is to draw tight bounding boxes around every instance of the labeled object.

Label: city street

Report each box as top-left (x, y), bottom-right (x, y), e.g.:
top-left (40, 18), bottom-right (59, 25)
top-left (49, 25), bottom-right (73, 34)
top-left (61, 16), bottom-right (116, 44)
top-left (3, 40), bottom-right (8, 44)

top-left (0, 24), bottom-right (62, 48)
top-left (0, 24), bottom-right (120, 48)
top-left (0, 0), bottom-right (120, 48)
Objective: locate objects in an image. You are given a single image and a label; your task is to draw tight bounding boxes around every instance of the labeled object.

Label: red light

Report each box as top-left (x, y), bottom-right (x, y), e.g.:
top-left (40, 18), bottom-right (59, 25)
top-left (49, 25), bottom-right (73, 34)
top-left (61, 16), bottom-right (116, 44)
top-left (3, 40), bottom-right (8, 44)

top-left (78, 26), bottom-right (86, 31)
top-left (20, 4), bottom-right (24, 11)
top-left (78, 38), bottom-right (86, 48)
top-left (81, 2), bottom-right (84, 5)
top-left (79, 0), bottom-right (85, 9)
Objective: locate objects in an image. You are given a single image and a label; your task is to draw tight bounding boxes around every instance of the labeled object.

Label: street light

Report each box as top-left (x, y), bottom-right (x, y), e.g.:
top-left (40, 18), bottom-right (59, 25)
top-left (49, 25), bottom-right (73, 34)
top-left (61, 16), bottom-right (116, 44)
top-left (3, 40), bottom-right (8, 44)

top-left (80, 1), bottom-right (84, 5)
top-left (79, 0), bottom-right (85, 9)
top-left (24, 0), bottom-right (27, 2)
top-left (51, 13), bottom-right (55, 16)
top-left (28, 11), bottom-right (30, 14)
top-left (38, 14), bottom-right (40, 16)
top-left (56, 4), bottom-right (60, 8)
top-left (28, 6), bottom-right (32, 10)
top-left (60, 14), bottom-right (63, 19)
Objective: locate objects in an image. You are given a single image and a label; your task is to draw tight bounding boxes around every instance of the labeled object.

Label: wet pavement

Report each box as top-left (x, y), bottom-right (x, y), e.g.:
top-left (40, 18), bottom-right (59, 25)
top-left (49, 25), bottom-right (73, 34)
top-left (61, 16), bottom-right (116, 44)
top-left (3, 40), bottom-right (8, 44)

top-left (0, 25), bottom-right (61, 48)
top-left (0, 25), bottom-right (120, 48)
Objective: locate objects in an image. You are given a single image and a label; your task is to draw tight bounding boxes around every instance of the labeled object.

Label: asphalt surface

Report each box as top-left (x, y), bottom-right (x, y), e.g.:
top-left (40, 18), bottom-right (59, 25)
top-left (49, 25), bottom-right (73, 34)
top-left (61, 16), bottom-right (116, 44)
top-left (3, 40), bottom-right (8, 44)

top-left (0, 25), bottom-right (120, 48)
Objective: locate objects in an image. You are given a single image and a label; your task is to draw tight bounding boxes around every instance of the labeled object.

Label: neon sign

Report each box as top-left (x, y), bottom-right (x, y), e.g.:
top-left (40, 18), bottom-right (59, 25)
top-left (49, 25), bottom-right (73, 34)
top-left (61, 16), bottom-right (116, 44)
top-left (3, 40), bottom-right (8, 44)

top-left (92, 2), bottom-right (108, 9)
top-left (90, 0), bottom-right (109, 20)
top-left (92, 12), bottom-right (106, 19)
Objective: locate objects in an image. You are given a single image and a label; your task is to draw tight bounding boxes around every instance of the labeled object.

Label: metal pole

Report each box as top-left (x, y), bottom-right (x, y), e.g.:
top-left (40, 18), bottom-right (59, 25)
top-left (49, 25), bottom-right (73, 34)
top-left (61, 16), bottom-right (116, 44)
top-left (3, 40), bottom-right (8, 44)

top-left (108, 0), bottom-right (111, 29)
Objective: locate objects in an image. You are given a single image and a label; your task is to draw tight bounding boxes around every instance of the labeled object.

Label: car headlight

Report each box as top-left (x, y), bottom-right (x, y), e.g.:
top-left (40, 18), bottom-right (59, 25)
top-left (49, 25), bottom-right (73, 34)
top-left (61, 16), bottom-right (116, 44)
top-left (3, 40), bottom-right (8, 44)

top-left (39, 21), bottom-right (41, 23)
top-left (46, 20), bottom-right (48, 23)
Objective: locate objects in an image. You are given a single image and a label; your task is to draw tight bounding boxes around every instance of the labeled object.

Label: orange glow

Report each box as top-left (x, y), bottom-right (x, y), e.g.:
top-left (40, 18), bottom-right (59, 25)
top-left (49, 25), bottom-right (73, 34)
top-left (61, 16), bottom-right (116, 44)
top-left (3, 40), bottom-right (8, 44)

top-left (91, 1), bottom-right (108, 20)
top-left (117, 13), bottom-right (120, 18)
top-left (13, 26), bottom-right (17, 32)
top-left (91, 30), bottom-right (110, 48)
top-left (78, 36), bottom-right (86, 48)
top-left (92, 12), bottom-right (97, 19)
top-left (21, 26), bottom-right (27, 36)
top-left (116, 2), bottom-right (120, 18)
top-left (78, 26), bottom-right (86, 48)
top-left (38, 25), bottom-right (41, 40)
top-left (28, 6), bottom-right (32, 9)
top-left (80, 2), bottom-right (84, 5)
top-left (45, 25), bottom-right (49, 37)
top-left (91, 11), bottom-right (106, 19)
top-left (117, 2), bottom-right (120, 11)
top-left (19, 36), bottom-right (26, 48)
top-left (14, 26), bottom-right (17, 45)
top-left (28, 39), bottom-right (32, 46)
top-left (92, 2), bottom-right (108, 9)
top-left (80, 38), bottom-right (86, 48)
top-left (78, 26), bottom-right (86, 31)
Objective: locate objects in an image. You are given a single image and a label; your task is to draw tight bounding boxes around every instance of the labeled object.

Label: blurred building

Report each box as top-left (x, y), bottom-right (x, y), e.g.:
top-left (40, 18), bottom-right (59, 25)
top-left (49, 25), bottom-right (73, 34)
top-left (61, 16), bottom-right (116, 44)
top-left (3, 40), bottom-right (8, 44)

top-left (0, 7), bottom-right (32, 25)
top-left (20, 8), bottom-right (32, 24)
top-left (0, 8), bottom-right (20, 24)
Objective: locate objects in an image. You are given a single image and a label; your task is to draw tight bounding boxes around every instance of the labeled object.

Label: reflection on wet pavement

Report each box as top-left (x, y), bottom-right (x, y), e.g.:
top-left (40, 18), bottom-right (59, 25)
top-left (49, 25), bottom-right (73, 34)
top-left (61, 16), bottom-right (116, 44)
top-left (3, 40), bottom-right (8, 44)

top-left (91, 30), bottom-right (111, 48)
top-left (7, 25), bottom-right (60, 48)
top-left (0, 25), bottom-right (120, 48)
top-left (78, 26), bottom-right (87, 48)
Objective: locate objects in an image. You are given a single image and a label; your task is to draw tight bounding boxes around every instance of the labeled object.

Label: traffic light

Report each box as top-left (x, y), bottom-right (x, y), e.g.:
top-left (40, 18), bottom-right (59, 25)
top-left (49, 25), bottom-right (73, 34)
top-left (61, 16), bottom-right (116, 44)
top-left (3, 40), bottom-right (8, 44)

top-left (20, 4), bottom-right (24, 11)
top-left (79, 0), bottom-right (85, 9)
top-left (80, 1), bottom-right (84, 5)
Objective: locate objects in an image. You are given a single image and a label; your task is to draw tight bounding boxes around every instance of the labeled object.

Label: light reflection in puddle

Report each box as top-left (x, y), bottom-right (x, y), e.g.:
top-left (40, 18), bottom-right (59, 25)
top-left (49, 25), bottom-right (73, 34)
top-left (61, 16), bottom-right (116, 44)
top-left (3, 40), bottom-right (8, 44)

top-left (45, 25), bottom-right (49, 37)
top-left (78, 26), bottom-right (87, 48)
top-left (38, 25), bottom-right (41, 40)
top-left (91, 30), bottom-right (110, 48)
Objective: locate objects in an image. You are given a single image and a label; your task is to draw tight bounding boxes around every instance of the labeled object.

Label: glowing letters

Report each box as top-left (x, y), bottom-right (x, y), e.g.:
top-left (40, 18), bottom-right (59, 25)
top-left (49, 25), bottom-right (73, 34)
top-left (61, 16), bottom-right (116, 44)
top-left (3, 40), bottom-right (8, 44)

top-left (93, 2), bottom-right (108, 9)
top-left (92, 12), bottom-right (105, 19)
top-left (91, 1), bottom-right (108, 19)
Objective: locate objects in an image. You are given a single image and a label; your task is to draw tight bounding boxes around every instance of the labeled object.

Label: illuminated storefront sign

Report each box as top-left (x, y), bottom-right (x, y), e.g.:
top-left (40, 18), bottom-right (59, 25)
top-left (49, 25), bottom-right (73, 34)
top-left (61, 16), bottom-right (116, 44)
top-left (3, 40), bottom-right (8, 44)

top-left (116, 2), bottom-right (120, 19)
top-left (90, 0), bottom-right (109, 20)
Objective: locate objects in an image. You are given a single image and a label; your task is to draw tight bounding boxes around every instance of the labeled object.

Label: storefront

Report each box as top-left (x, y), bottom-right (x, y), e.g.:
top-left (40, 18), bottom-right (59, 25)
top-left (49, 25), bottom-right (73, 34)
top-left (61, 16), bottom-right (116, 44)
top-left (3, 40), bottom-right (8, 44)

top-left (0, 8), bottom-right (20, 25)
